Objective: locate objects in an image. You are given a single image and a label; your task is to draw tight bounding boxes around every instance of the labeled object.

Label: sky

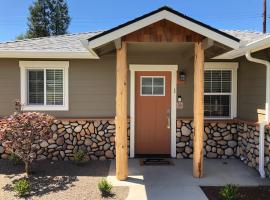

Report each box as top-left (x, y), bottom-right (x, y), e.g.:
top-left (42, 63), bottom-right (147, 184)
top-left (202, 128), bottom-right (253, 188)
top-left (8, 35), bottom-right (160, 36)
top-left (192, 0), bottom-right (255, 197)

top-left (0, 0), bottom-right (269, 42)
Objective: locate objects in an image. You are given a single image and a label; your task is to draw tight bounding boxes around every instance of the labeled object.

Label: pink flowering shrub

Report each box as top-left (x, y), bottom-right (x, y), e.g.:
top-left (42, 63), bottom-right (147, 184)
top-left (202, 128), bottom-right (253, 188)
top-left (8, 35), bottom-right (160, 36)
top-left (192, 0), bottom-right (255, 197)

top-left (0, 100), bottom-right (54, 175)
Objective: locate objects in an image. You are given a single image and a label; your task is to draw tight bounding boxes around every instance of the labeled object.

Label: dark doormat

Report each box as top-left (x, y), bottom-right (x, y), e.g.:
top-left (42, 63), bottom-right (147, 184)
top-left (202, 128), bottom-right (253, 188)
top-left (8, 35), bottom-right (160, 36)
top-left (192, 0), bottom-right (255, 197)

top-left (140, 158), bottom-right (174, 166)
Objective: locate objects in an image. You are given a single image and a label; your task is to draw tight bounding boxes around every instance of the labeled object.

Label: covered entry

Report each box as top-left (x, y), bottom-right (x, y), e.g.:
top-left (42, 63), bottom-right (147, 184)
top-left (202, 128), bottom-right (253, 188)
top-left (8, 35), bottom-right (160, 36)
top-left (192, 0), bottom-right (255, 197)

top-left (86, 6), bottom-right (240, 180)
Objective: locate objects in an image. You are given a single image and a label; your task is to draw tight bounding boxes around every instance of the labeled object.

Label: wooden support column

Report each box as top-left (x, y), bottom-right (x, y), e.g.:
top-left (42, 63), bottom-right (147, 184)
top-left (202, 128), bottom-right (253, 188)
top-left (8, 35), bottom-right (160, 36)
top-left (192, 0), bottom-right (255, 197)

top-left (193, 40), bottom-right (204, 178)
top-left (115, 41), bottom-right (128, 181)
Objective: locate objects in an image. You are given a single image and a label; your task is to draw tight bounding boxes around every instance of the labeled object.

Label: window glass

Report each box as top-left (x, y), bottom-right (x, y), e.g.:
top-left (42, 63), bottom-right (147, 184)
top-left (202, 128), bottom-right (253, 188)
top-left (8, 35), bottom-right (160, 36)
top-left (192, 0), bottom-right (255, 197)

top-left (204, 70), bottom-right (232, 118)
top-left (27, 69), bottom-right (64, 106)
top-left (28, 70), bottom-right (44, 104)
top-left (46, 69), bottom-right (64, 105)
top-left (141, 77), bottom-right (165, 96)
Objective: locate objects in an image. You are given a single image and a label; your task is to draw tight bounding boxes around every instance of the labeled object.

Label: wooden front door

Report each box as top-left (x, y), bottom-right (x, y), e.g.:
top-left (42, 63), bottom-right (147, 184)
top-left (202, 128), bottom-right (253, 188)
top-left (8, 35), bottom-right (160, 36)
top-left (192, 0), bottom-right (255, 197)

top-left (135, 71), bottom-right (171, 155)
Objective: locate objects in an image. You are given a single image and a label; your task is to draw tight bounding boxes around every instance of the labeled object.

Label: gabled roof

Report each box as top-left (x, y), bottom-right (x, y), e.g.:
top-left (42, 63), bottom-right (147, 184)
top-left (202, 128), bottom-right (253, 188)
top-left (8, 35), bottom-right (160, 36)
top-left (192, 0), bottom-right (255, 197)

top-left (0, 7), bottom-right (269, 59)
top-left (0, 32), bottom-right (102, 59)
top-left (214, 30), bottom-right (270, 59)
top-left (87, 6), bottom-right (240, 49)
top-left (222, 30), bottom-right (269, 45)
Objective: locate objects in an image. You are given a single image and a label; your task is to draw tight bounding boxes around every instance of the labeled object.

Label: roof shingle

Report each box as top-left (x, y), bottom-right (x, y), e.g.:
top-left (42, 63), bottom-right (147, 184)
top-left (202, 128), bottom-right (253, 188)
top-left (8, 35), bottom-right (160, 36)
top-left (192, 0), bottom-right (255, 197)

top-left (0, 30), bottom-right (268, 53)
top-left (0, 32), bottom-right (101, 53)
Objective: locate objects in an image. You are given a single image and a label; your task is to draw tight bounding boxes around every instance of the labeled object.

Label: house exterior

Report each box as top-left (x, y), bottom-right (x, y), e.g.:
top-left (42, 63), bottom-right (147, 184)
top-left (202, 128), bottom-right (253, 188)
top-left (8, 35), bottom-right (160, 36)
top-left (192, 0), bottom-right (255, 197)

top-left (0, 6), bottom-right (270, 180)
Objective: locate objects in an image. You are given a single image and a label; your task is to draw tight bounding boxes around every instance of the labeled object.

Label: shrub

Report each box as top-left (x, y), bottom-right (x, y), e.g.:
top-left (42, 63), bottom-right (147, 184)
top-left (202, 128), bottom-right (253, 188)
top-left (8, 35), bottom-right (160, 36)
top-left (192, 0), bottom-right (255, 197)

top-left (8, 152), bottom-right (22, 165)
top-left (74, 149), bottom-right (87, 164)
top-left (98, 179), bottom-right (113, 196)
top-left (219, 184), bottom-right (239, 200)
top-left (0, 100), bottom-right (54, 175)
top-left (13, 179), bottom-right (30, 197)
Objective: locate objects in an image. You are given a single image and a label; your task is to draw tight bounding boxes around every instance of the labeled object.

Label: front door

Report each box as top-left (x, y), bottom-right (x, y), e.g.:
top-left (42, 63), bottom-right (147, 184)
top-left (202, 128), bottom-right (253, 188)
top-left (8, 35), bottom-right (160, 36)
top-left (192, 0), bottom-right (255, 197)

top-left (135, 71), bottom-right (171, 155)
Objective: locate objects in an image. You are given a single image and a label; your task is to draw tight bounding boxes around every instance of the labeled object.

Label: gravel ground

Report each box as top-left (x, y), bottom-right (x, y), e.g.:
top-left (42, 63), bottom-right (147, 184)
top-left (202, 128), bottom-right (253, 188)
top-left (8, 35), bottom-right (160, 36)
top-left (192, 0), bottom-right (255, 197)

top-left (0, 160), bottom-right (129, 200)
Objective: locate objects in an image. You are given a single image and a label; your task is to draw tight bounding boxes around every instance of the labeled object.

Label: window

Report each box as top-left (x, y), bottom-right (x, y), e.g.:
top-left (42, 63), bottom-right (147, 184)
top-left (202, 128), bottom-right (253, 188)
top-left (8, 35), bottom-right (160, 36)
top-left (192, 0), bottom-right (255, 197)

top-left (204, 62), bottom-right (238, 119)
top-left (141, 76), bottom-right (165, 96)
top-left (20, 61), bottom-right (69, 111)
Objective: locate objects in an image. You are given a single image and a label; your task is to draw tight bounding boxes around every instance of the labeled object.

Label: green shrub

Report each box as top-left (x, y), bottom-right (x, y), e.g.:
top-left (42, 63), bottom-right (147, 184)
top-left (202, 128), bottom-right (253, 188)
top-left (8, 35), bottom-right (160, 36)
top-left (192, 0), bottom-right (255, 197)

top-left (13, 179), bottom-right (30, 197)
top-left (98, 179), bottom-right (113, 196)
top-left (8, 153), bottom-right (22, 165)
top-left (73, 149), bottom-right (87, 164)
top-left (219, 184), bottom-right (239, 200)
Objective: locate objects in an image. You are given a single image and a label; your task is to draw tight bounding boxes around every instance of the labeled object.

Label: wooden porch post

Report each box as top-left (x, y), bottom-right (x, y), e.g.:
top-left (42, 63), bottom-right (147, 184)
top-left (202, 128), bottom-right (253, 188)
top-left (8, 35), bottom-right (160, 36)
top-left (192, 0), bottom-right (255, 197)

top-left (115, 41), bottom-right (128, 180)
top-left (193, 40), bottom-right (204, 178)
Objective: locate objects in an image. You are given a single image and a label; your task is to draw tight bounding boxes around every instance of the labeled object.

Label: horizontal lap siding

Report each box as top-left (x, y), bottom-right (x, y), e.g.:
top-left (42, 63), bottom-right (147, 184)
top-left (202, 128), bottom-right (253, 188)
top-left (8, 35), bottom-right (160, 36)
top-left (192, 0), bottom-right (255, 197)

top-left (237, 55), bottom-right (266, 121)
top-left (0, 50), bottom-right (267, 120)
top-left (0, 56), bottom-right (116, 118)
top-left (0, 59), bottom-right (20, 117)
top-left (48, 56), bottom-right (116, 118)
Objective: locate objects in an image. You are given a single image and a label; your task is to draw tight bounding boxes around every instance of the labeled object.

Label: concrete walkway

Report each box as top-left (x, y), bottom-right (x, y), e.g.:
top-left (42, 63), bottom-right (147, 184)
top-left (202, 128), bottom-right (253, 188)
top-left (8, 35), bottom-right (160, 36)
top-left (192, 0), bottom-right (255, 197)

top-left (107, 159), bottom-right (270, 200)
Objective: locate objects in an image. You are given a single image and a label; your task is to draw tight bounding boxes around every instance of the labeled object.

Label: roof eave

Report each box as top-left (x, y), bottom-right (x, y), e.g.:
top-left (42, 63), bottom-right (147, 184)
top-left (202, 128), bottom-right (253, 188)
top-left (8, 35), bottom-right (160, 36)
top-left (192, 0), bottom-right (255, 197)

top-left (213, 36), bottom-right (270, 59)
top-left (87, 8), bottom-right (240, 50)
top-left (0, 51), bottom-right (100, 59)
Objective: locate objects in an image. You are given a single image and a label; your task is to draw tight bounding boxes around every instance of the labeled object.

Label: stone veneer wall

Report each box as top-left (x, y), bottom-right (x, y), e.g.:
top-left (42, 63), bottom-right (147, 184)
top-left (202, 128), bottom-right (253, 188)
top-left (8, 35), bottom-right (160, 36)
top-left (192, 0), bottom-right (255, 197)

top-left (1, 118), bottom-right (270, 177)
top-left (0, 119), bottom-right (130, 161)
top-left (237, 122), bottom-right (260, 169)
top-left (237, 122), bottom-right (270, 176)
top-left (176, 119), bottom-right (270, 177)
top-left (176, 120), bottom-right (238, 159)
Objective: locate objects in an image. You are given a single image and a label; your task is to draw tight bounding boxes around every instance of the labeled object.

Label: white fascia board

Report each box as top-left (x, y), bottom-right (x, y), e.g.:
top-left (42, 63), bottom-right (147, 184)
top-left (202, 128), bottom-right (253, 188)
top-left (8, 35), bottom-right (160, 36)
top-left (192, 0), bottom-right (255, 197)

top-left (88, 11), bottom-right (166, 48)
top-left (88, 10), bottom-right (240, 49)
top-left (214, 36), bottom-right (270, 60)
top-left (0, 51), bottom-right (100, 59)
top-left (164, 12), bottom-right (239, 49)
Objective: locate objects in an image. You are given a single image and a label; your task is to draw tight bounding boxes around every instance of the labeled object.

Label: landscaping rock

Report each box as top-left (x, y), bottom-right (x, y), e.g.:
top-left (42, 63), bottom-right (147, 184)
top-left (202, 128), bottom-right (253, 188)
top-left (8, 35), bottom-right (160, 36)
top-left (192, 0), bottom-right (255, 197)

top-left (40, 141), bottom-right (49, 148)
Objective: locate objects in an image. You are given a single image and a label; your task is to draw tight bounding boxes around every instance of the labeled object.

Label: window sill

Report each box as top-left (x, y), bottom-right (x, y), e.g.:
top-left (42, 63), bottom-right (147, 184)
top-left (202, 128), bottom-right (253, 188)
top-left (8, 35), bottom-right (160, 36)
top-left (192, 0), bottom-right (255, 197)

top-left (21, 105), bottom-right (69, 111)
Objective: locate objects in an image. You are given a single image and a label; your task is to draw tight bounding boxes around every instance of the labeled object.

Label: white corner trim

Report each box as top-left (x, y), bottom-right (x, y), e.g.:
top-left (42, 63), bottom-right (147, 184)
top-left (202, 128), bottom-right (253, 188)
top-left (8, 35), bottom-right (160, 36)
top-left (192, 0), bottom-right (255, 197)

top-left (129, 64), bottom-right (177, 158)
top-left (19, 61), bottom-right (69, 111)
top-left (88, 10), bottom-right (239, 49)
top-left (204, 62), bottom-right (238, 119)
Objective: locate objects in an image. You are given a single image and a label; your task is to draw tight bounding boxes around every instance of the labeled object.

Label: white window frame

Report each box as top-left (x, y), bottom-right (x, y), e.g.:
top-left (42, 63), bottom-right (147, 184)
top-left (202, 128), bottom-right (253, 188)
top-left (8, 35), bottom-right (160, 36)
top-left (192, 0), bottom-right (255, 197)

top-left (19, 61), bottom-right (69, 111)
top-left (140, 76), bottom-right (166, 96)
top-left (204, 62), bottom-right (238, 119)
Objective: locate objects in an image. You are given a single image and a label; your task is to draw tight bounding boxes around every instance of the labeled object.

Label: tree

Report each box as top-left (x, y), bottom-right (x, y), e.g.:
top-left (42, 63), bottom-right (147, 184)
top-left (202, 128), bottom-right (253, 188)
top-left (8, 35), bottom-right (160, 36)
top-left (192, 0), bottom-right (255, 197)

top-left (48, 0), bottom-right (70, 35)
top-left (26, 0), bottom-right (70, 38)
top-left (27, 0), bottom-right (50, 38)
top-left (0, 101), bottom-right (54, 175)
top-left (16, 33), bottom-right (27, 40)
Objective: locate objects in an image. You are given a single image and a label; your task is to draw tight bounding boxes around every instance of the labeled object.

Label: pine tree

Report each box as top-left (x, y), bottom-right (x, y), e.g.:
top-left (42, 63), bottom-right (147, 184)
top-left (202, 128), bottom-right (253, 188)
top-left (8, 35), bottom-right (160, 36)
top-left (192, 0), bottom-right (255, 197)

top-left (26, 0), bottom-right (70, 38)
top-left (48, 0), bottom-right (70, 35)
top-left (27, 0), bottom-right (50, 38)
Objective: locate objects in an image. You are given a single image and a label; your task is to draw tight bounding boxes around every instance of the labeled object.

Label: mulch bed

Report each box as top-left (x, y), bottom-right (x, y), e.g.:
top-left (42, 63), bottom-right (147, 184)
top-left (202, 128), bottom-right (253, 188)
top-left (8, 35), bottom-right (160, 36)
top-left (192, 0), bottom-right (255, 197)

top-left (0, 159), bottom-right (129, 200)
top-left (201, 186), bottom-right (270, 200)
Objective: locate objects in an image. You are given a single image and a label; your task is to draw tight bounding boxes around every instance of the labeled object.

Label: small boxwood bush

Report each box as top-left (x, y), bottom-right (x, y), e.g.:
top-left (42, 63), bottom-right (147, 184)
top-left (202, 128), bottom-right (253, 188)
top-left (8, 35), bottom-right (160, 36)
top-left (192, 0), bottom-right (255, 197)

top-left (13, 179), bottom-right (30, 197)
top-left (74, 149), bottom-right (87, 164)
top-left (98, 179), bottom-right (113, 196)
top-left (219, 184), bottom-right (239, 200)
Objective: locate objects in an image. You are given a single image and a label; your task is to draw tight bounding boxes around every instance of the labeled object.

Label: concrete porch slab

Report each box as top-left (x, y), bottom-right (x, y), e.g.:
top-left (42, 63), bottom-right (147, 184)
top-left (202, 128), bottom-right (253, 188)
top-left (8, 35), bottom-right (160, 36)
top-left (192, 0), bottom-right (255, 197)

top-left (107, 159), bottom-right (270, 200)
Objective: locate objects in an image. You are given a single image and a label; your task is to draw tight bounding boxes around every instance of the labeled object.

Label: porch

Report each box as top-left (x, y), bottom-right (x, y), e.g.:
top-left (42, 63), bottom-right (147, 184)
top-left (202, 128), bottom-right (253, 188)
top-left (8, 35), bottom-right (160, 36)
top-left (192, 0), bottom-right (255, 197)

top-left (102, 9), bottom-right (241, 180)
top-left (108, 159), bottom-right (270, 200)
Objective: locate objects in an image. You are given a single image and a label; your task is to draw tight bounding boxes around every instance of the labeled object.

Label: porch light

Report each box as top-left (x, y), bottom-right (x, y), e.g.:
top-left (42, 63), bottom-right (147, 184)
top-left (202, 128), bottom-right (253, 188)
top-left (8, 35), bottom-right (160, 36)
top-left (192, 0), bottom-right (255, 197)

top-left (179, 70), bottom-right (186, 81)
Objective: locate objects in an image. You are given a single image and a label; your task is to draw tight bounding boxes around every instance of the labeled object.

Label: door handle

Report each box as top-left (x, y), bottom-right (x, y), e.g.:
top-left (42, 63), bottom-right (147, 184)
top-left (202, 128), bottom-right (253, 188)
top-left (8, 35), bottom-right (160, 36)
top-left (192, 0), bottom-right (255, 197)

top-left (167, 108), bottom-right (171, 129)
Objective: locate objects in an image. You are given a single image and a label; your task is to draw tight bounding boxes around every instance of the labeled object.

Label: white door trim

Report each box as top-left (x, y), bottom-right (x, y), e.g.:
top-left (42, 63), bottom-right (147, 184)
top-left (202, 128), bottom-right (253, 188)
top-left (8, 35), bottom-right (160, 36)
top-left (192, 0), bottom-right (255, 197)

top-left (129, 64), bottom-right (178, 158)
